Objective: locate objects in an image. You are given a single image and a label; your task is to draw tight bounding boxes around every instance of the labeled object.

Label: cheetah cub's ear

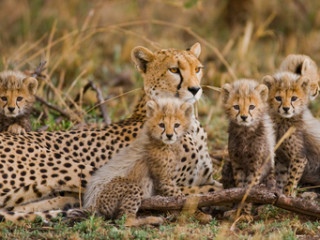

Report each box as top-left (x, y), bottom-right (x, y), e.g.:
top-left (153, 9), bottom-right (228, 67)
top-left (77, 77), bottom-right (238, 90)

top-left (146, 100), bottom-right (158, 118)
top-left (131, 46), bottom-right (154, 73)
top-left (297, 76), bottom-right (311, 93)
top-left (188, 42), bottom-right (201, 58)
top-left (23, 77), bottom-right (38, 95)
top-left (255, 84), bottom-right (269, 102)
top-left (262, 75), bottom-right (275, 90)
top-left (180, 102), bottom-right (193, 118)
top-left (221, 83), bottom-right (232, 103)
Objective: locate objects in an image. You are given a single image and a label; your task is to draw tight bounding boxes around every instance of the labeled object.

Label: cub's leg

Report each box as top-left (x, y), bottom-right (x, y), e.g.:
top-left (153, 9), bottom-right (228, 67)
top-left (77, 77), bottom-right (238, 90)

top-left (284, 157), bottom-right (307, 197)
top-left (275, 160), bottom-right (289, 191)
top-left (96, 177), bottom-right (163, 227)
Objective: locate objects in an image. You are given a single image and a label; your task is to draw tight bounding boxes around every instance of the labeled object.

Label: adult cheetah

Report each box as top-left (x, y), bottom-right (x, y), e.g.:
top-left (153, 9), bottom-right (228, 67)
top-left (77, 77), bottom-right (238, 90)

top-left (0, 43), bottom-right (221, 222)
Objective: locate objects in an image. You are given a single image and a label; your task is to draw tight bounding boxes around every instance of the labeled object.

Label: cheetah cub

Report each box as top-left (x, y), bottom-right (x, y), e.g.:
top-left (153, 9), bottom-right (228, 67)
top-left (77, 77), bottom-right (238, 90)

top-left (0, 70), bottom-right (38, 134)
top-left (263, 72), bottom-right (320, 196)
top-left (82, 98), bottom-right (193, 226)
top-left (221, 79), bottom-right (276, 218)
top-left (279, 54), bottom-right (319, 99)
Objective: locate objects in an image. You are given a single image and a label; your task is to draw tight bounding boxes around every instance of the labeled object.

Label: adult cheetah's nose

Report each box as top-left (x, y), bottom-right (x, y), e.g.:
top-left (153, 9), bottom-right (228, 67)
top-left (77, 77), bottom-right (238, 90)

top-left (166, 134), bottom-right (173, 140)
top-left (241, 115), bottom-right (248, 121)
top-left (188, 87), bottom-right (201, 96)
top-left (8, 107), bottom-right (15, 113)
top-left (283, 107), bottom-right (290, 113)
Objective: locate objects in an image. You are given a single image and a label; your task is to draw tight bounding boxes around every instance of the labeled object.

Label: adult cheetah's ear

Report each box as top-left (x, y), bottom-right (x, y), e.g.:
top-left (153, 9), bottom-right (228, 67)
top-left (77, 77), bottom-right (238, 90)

top-left (221, 83), bottom-right (232, 103)
top-left (255, 84), bottom-right (269, 102)
top-left (262, 75), bottom-right (274, 90)
top-left (131, 46), bottom-right (154, 73)
top-left (146, 100), bottom-right (158, 118)
top-left (181, 102), bottom-right (193, 118)
top-left (23, 77), bottom-right (38, 95)
top-left (188, 42), bottom-right (201, 58)
top-left (297, 76), bottom-right (310, 93)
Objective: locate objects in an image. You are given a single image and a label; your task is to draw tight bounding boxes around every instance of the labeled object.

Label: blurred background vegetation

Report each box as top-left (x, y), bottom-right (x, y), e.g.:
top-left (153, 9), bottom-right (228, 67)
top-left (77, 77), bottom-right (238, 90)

top-left (1, 0), bottom-right (320, 147)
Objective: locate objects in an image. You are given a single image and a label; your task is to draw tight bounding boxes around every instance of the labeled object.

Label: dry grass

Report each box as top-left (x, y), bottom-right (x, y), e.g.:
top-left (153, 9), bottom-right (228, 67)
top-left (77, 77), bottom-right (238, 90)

top-left (1, 0), bottom-right (320, 238)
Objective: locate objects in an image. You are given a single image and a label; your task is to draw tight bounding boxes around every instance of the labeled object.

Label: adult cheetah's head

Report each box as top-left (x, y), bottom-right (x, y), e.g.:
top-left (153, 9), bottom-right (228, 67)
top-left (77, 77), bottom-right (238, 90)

top-left (263, 72), bottom-right (315, 118)
top-left (131, 43), bottom-right (203, 103)
top-left (0, 71), bottom-right (38, 117)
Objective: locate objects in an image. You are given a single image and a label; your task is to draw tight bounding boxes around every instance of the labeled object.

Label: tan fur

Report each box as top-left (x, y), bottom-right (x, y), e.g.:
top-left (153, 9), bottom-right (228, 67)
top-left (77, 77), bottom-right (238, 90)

top-left (0, 44), bottom-right (221, 223)
top-left (279, 54), bottom-right (319, 99)
top-left (0, 70), bottom-right (38, 134)
top-left (263, 72), bottom-right (320, 196)
top-left (221, 79), bottom-right (275, 217)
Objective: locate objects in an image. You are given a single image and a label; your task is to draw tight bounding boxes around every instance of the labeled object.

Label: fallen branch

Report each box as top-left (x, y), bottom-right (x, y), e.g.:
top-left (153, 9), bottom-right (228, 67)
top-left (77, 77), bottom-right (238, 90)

top-left (140, 187), bottom-right (320, 219)
top-left (31, 60), bottom-right (47, 79)
top-left (72, 80), bottom-right (111, 124)
top-left (36, 96), bottom-right (71, 119)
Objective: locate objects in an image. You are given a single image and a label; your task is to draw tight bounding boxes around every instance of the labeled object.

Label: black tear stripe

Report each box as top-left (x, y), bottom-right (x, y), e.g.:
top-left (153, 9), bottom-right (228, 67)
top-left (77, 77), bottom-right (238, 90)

top-left (176, 66), bottom-right (183, 97)
top-left (277, 102), bottom-right (282, 112)
top-left (16, 101), bottom-right (20, 109)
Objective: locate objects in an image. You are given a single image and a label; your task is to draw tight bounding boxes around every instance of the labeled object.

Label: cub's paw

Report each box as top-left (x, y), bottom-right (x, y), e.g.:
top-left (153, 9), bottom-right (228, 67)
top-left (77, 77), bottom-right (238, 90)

top-left (300, 191), bottom-right (318, 200)
top-left (8, 124), bottom-right (26, 135)
top-left (194, 209), bottom-right (212, 224)
top-left (284, 185), bottom-right (296, 197)
top-left (125, 216), bottom-right (164, 227)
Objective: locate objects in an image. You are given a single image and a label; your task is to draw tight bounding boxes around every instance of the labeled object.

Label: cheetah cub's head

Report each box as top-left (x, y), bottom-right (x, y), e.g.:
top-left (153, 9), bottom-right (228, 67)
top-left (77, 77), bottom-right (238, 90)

top-left (263, 72), bottom-right (315, 118)
top-left (145, 98), bottom-right (193, 144)
top-left (222, 79), bottom-right (269, 127)
top-left (0, 71), bottom-right (38, 117)
top-left (131, 43), bottom-right (203, 103)
top-left (279, 54), bottom-right (319, 99)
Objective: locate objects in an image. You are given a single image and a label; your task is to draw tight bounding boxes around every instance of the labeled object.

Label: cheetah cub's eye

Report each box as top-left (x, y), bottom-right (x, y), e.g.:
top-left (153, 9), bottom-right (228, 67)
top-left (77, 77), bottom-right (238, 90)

top-left (1, 96), bottom-right (7, 101)
top-left (291, 96), bottom-right (298, 102)
top-left (158, 123), bottom-right (165, 128)
top-left (17, 97), bottom-right (23, 102)
top-left (195, 67), bottom-right (202, 73)
top-left (275, 96), bottom-right (282, 102)
top-left (174, 123), bottom-right (180, 128)
top-left (233, 105), bottom-right (240, 110)
top-left (249, 105), bottom-right (255, 110)
top-left (169, 68), bottom-right (179, 74)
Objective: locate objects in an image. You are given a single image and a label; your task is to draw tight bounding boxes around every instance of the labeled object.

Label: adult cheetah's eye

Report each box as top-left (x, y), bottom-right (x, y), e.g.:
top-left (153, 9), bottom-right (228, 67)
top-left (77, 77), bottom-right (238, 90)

top-left (158, 123), bottom-right (165, 128)
top-left (174, 123), bottom-right (180, 128)
top-left (291, 96), bottom-right (298, 102)
top-left (17, 96), bottom-right (23, 102)
top-left (233, 105), bottom-right (240, 110)
top-left (249, 105), bottom-right (255, 110)
top-left (1, 96), bottom-right (7, 101)
top-left (195, 67), bottom-right (201, 73)
top-left (169, 68), bottom-right (179, 74)
top-left (275, 96), bottom-right (282, 102)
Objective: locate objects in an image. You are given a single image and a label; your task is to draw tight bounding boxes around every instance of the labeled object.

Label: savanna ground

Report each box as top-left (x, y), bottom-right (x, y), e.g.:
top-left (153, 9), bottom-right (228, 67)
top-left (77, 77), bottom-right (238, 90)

top-left (1, 0), bottom-right (320, 239)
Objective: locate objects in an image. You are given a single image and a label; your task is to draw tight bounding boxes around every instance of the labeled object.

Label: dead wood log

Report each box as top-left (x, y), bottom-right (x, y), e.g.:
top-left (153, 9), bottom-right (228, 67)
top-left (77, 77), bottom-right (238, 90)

top-left (140, 187), bottom-right (320, 218)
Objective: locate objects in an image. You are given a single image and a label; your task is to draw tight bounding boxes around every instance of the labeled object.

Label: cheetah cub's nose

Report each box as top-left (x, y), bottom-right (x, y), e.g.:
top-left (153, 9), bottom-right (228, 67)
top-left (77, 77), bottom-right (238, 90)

top-left (282, 107), bottom-right (290, 113)
top-left (8, 107), bottom-right (15, 113)
top-left (166, 134), bottom-right (173, 140)
top-left (241, 115), bottom-right (248, 121)
top-left (188, 87), bottom-right (201, 96)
